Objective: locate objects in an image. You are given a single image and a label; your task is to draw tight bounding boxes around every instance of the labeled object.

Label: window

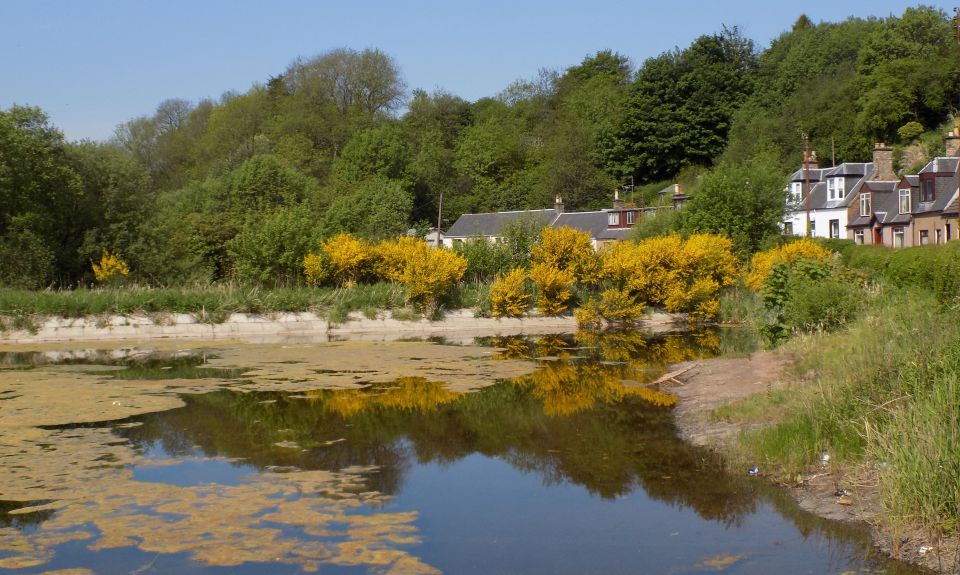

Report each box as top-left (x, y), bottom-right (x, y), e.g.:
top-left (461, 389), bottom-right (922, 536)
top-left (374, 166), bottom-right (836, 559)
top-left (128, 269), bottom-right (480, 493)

top-left (855, 229), bottom-right (865, 244)
top-left (829, 220), bottom-right (840, 239)
top-left (894, 227), bottom-right (904, 248)
top-left (936, 229), bottom-right (943, 244)
top-left (827, 177), bottom-right (845, 201)
top-left (920, 230), bottom-right (929, 245)
top-left (790, 182), bottom-right (802, 202)
top-left (920, 179), bottom-right (935, 203)
top-left (783, 221), bottom-right (793, 235)
top-left (607, 212), bottom-right (620, 226)
top-left (860, 193), bottom-right (872, 216)
top-left (899, 189), bottom-right (911, 214)
top-left (626, 211), bottom-right (635, 225)
top-left (809, 220), bottom-right (816, 236)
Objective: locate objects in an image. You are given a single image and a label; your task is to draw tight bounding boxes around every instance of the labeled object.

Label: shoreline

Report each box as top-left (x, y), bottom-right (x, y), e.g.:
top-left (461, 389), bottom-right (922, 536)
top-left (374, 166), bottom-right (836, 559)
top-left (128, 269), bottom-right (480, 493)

top-left (668, 353), bottom-right (957, 574)
top-left (0, 309), bottom-right (687, 345)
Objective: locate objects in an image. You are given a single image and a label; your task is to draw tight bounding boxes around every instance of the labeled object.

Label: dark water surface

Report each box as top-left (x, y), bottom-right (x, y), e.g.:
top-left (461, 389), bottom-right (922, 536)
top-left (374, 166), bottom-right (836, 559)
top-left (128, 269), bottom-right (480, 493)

top-left (0, 330), bottom-right (924, 574)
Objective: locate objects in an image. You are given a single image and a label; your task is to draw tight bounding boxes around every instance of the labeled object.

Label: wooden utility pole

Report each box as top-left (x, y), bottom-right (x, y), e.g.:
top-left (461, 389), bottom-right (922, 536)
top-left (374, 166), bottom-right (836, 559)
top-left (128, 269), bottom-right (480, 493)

top-left (804, 135), bottom-right (812, 237)
top-left (435, 190), bottom-right (443, 248)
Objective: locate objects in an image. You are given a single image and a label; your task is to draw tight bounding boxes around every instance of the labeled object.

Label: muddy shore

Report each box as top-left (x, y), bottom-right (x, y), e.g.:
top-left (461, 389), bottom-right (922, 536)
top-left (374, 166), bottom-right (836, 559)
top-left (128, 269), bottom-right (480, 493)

top-left (668, 352), bottom-right (958, 574)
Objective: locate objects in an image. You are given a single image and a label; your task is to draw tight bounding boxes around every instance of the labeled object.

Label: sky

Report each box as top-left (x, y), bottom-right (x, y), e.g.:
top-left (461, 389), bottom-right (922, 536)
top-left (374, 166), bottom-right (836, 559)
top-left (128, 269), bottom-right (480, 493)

top-left (3, 1), bottom-right (955, 142)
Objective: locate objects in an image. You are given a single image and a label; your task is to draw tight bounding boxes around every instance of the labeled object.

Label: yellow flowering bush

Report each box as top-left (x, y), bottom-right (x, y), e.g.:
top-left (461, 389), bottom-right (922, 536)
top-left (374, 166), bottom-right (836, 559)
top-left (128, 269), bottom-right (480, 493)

top-left (490, 267), bottom-right (530, 318)
top-left (529, 262), bottom-right (575, 316)
top-left (532, 226), bottom-right (601, 285)
top-left (373, 235), bottom-right (425, 282)
top-left (582, 233), bottom-right (738, 326)
top-left (91, 250), bottom-right (129, 284)
top-left (400, 245), bottom-right (467, 312)
top-left (321, 233), bottom-right (372, 287)
top-left (302, 252), bottom-right (328, 286)
top-left (745, 238), bottom-right (831, 290)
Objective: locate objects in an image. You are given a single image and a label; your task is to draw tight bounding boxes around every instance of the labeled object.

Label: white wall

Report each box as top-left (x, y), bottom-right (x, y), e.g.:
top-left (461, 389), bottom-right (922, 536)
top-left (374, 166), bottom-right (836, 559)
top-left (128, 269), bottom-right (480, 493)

top-left (784, 208), bottom-right (847, 239)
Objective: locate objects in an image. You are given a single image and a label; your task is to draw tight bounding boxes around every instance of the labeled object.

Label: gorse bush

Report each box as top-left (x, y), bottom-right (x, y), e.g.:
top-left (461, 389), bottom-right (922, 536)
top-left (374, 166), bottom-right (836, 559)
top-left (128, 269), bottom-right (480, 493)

top-left (531, 226), bottom-right (601, 286)
top-left (91, 250), bottom-right (129, 285)
top-left (318, 233), bottom-right (373, 287)
top-left (490, 267), bottom-right (529, 318)
top-left (529, 263), bottom-right (575, 316)
top-left (745, 238), bottom-right (832, 290)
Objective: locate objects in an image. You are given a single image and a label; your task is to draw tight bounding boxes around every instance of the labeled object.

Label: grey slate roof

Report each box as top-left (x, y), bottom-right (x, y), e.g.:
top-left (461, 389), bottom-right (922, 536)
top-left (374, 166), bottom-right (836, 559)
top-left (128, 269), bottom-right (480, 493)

top-left (445, 209), bottom-right (558, 238)
top-left (825, 162), bottom-right (871, 177)
top-left (789, 167), bottom-right (826, 182)
top-left (914, 157), bottom-right (959, 215)
top-left (553, 211), bottom-right (633, 241)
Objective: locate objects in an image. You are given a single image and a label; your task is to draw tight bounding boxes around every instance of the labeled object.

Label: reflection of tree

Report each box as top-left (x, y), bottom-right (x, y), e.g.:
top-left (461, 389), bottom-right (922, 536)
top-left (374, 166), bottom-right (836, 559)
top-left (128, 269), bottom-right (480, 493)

top-left (120, 325), bottom-right (760, 526)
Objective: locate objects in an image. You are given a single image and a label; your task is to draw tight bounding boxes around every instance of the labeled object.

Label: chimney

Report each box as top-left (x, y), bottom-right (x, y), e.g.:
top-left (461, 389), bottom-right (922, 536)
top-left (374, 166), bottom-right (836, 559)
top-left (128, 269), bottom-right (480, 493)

top-left (945, 130), bottom-right (960, 157)
top-left (554, 194), bottom-right (564, 214)
top-left (612, 188), bottom-right (625, 210)
top-left (871, 142), bottom-right (896, 181)
top-left (803, 150), bottom-right (819, 171)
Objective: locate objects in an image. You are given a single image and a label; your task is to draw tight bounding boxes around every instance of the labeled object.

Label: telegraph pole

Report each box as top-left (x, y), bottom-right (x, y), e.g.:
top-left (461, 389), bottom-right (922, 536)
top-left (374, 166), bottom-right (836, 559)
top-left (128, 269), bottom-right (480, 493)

top-left (803, 135), bottom-right (812, 238)
top-left (435, 190), bottom-right (443, 248)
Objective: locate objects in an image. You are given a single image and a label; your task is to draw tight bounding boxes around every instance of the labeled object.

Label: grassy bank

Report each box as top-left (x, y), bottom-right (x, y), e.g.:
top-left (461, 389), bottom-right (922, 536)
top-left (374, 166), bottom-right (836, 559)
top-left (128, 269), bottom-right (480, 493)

top-left (0, 282), bottom-right (494, 331)
top-left (718, 283), bottom-right (960, 537)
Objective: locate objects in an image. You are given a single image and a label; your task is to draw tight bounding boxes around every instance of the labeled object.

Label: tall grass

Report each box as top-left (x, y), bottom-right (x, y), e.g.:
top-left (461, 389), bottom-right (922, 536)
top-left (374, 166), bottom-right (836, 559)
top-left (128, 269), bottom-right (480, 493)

top-left (0, 282), bottom-right (408, 326)
top-left (734, 286), bottom-right (960, 533)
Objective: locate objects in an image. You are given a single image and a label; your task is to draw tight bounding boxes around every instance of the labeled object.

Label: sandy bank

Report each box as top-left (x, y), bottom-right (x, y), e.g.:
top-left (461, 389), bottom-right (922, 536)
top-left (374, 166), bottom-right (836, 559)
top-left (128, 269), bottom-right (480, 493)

top-left (0, 309), bottom-right (686, 344)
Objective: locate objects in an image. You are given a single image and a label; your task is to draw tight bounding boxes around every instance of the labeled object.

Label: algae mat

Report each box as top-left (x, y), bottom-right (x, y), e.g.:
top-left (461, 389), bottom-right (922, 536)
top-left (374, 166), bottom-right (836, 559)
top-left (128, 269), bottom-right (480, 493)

top-left (0, 339), bottom-right (536, 573)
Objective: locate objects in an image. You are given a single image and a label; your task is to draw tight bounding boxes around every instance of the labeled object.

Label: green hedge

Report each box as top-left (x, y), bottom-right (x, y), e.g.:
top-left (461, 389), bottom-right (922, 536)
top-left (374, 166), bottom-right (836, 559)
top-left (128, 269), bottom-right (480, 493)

top-left (846, 243), bottom-right (960, 308)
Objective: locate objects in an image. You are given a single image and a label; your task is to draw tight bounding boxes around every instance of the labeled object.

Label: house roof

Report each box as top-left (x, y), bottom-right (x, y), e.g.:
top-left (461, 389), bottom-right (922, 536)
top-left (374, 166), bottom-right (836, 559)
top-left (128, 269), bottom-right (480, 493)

top-left (445, 209), bottom-right (558, 238)
top-left (553, 211), bottom-right (634, 241)
top-left (943, 190), bottom-right (959, 215)
top-left (789, 167), bottom-right (827, 182)
top-left (919, 157), bottom-right (960, 175)
top-left (824, 162), bottom-right (872, 177)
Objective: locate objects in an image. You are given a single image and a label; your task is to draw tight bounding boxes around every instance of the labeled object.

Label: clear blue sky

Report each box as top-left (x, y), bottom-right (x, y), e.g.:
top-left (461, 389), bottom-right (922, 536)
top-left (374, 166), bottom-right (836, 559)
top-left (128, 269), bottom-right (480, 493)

top-left (3, 1), bottom-right (954, 141)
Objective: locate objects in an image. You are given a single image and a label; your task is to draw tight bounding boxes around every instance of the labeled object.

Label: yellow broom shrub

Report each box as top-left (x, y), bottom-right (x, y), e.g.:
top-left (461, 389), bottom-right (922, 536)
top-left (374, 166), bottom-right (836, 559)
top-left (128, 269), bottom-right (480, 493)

top-left (321, 233), bottom-right (372, 287)
top-left (745, 238), bottom-right (831, 290)
top-left (400, 245), bottom-right (467, 312)
top-left (373, 235), bottom-right (425, 282)
top-left (532, 226), bottom-right (602, 285)
top-left (490, 267), bottom-right (529, 318)
top-left (91, 250), bottom-right (129, 284)
top-left (529, 262), bottom-right (575, 316)
top-left (302, 252), bottom-right (328, 286)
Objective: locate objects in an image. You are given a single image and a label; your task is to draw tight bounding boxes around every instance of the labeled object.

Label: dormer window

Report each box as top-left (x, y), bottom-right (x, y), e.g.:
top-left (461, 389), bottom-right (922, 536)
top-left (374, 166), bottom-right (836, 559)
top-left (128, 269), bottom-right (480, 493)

top-left (608, 212), bottom-right (620, 226)
top-left (827, 177), bottom-right (845, 201)
top-left (899, 189), bottom-right (911, 214)
top-left (860, 192), bottom-right (871, 216)
top-left (790, 182), bottom-right (802, 202)
top-left (920, 179), bottom-right (935, 203)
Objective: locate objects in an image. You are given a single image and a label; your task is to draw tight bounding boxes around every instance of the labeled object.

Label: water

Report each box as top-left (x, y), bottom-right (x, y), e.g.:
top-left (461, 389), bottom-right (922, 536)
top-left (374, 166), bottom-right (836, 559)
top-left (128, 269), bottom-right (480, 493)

top-left (0, 330), bottom-right (923, 574)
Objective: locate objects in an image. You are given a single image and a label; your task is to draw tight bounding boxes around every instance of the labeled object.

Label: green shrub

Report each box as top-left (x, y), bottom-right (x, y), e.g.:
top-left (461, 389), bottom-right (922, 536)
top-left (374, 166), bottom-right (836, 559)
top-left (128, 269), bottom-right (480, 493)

top-left (846, 243), bottom-right (960, 309)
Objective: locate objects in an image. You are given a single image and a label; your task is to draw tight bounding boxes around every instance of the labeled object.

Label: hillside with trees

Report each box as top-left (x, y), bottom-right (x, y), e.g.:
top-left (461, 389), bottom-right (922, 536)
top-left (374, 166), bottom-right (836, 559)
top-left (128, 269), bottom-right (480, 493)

top-left (1, 6), bottom-right (958, 287)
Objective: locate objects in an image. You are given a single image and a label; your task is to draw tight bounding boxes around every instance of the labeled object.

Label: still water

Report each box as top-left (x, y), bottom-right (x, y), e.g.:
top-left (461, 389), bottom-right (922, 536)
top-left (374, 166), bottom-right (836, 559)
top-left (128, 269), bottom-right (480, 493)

top-left (0, 330), bottom-right (923, 574)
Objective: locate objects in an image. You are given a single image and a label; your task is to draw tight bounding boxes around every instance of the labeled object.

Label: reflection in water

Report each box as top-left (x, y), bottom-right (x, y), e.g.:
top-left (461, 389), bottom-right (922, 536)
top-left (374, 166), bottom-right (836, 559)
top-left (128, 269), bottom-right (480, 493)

top-left (0, 329), bottom-right (923, 574)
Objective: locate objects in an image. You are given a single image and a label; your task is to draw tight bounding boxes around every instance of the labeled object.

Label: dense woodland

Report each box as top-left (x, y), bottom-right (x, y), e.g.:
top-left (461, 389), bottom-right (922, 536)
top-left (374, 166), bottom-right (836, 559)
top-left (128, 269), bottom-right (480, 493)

top-left (2, 6), bottom-right (958, 288)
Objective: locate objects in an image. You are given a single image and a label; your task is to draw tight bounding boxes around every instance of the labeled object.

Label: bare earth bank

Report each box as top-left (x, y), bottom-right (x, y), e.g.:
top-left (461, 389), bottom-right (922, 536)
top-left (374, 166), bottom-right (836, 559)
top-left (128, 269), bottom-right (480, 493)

top-left (668, 352), bottom-right (958, 574)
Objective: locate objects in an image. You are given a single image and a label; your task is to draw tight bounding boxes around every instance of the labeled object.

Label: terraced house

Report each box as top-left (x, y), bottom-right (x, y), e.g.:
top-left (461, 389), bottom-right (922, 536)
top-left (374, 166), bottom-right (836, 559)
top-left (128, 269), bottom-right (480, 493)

top-left (784, 131), bottom-right (960, 247)
top-left (442, 186), bottom-right (688, 250)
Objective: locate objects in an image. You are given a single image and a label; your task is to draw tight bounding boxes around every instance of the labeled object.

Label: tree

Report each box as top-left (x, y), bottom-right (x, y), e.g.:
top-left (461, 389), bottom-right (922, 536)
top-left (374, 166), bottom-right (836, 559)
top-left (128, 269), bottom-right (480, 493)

top-left (681, 150), bottom-right (787, 256)
top-left (601, 27), bottom-right (757, 182)
top-left (229, 205), bottom-right (317, 285)
top-left (284, 48), bottom-right (406, 116)
top-left (322, 176), bottom-right (413, 239)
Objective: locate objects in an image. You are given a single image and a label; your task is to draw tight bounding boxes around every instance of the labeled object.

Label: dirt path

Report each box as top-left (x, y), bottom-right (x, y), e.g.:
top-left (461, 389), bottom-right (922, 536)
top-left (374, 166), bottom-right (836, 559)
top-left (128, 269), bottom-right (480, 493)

top-left (667, 351), bottom-right (959, 574)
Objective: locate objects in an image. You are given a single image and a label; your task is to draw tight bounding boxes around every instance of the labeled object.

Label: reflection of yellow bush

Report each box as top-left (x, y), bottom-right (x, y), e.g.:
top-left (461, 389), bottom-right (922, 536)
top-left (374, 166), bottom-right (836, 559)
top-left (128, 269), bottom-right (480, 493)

top-left (745, 238), bottom-right (830, 290)
top-left (322, 377), bottom-right (461, 418)
top-left (490, 336), bottom-right (533, 360)
top-left (490, 267), bottom-right (529, 318)
top-left (535, 335), bottom-right (570, 359)
top-left (518, 360), bottom-right (678, 415)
